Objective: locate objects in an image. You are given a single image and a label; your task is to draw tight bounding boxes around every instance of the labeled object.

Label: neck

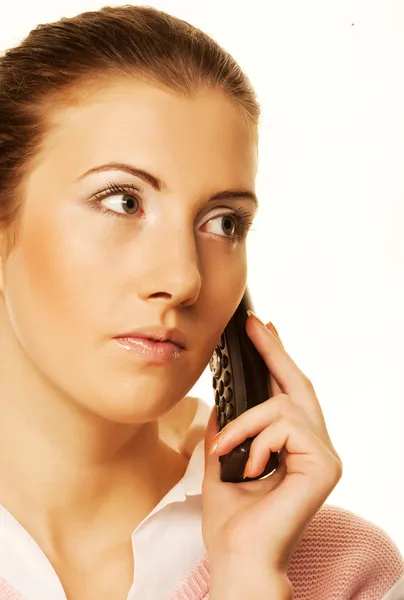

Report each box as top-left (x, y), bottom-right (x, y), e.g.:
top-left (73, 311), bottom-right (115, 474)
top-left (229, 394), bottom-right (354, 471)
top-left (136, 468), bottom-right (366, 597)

top-left (0, 307), bottom-right (188, 556)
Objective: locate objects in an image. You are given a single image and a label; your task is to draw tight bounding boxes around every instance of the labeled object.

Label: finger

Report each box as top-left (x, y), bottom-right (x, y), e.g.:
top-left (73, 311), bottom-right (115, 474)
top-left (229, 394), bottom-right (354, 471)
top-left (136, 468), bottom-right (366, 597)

top-left (203, 406), bottom-right (221, 484)
top-left (246, 313), bottom-right (307, 394)
top-left (245, 417), bottom-right (340, 483)
top-left (248, 421), bottom-right (342, 543)
top-left (246, 313), bottom-right (325, 425)
top-left (211, 390), bottom-right (339, 463)
top-left (266, 321), bottom-right (284, 348)
top-left (210, 395), bottom-right (321, 456)
top-left (269, 371), bottom-right (283, 397)
top-left (247, 417), bottom-right (338, 477)
top-left (265, 321), bottom-right (283, 396)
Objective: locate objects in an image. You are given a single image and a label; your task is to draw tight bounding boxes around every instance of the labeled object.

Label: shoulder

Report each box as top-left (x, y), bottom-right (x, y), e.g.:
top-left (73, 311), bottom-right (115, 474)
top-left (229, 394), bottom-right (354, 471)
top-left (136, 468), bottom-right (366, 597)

top-left (289, 504), bottom-right (404, 600)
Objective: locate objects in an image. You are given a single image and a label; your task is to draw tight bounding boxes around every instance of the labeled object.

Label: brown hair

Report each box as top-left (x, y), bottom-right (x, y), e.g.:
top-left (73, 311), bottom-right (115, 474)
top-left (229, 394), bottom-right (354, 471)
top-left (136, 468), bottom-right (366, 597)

top-left (0, 5), bottom-right (259, 237)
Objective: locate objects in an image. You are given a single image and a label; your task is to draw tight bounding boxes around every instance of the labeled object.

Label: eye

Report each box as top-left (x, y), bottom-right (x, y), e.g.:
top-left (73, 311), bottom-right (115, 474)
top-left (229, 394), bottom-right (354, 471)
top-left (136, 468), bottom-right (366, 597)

top-left (203, 211), bottom-right (249, 239)
top-left (221, 215), bottom-right (237, 237)
top-left (101, 194), bottom-right (140, 216)
top-left (207, 214), bottom-right (237, 237)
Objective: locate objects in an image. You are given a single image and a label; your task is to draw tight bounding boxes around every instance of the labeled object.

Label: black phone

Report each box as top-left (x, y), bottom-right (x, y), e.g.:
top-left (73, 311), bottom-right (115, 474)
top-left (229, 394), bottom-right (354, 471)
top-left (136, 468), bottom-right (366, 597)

top-left (209, 289), bottom-right (279, 483)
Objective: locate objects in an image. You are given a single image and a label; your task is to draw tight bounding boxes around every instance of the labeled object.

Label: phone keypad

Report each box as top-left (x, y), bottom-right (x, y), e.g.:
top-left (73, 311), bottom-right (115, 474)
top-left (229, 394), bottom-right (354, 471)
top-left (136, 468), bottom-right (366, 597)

top-left (209, 336), bottom-right (235, 431)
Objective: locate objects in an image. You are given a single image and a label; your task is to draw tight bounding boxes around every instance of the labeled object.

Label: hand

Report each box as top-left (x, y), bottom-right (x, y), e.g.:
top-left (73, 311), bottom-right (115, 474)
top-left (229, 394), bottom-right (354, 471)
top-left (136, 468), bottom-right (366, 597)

top-left (202, 313), bottom-right (342, 594)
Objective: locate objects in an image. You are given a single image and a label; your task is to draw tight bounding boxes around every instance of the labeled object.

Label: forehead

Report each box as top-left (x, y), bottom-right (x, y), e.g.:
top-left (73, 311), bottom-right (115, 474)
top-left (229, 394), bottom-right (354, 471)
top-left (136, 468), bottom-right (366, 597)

top-left (31, 78), bottom-right (258, 192)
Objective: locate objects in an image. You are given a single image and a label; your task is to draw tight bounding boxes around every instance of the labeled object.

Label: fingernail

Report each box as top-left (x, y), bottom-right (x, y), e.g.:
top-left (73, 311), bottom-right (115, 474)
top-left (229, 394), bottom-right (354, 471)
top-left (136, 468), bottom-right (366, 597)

top-left (247, 310), bottom-right (267, 328)
top-left (267, 321), bottom-right (283, 347)
top-left (267, 322), bottom-right (279, 336)
top-left (209, 432), bottom-right (222, 455)
top-left (243, 457), bottom-right (252, 479)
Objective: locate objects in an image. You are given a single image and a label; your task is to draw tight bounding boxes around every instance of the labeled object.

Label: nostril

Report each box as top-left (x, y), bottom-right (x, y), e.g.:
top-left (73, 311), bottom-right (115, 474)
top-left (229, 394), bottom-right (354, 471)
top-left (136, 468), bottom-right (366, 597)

top-left (148, 292), bottom-right (173, 300)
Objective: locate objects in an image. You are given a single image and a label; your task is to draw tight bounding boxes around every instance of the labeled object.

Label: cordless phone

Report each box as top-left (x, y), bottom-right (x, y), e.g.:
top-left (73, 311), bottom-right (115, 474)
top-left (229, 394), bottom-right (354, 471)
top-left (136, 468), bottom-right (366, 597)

top-left (209, 290), bottom-right (279, 483)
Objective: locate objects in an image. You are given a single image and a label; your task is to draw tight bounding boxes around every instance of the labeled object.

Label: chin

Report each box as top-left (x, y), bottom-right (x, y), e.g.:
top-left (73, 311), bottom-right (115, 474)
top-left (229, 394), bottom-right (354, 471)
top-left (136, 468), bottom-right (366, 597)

top-left (84, 370), bottom-right (200, 425)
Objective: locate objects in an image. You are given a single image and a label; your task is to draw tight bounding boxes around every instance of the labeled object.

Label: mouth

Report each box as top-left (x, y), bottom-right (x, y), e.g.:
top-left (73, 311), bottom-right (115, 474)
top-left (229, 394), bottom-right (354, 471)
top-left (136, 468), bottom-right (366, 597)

top-left (112, 326), bottom-right (187, 363)
top-left (114, 326), bottom-right (186, 348)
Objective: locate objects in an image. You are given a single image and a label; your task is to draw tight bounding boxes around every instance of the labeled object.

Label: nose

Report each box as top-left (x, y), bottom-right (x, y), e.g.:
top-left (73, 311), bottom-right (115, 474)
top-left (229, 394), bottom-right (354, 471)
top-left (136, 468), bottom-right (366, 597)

top-left (136, 226), bottom-right (202, 308)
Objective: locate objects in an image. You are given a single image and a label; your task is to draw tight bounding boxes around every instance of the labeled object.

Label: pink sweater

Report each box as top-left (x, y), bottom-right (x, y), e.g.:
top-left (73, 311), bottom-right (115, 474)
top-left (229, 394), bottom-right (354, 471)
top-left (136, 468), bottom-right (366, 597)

top-left (0, 506), bottom-right (402, 599)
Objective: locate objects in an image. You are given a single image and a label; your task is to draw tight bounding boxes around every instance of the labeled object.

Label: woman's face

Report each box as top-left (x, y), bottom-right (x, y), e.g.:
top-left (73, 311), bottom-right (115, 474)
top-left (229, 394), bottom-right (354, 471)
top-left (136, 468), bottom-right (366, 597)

top-left (0, 79), bottom-right (258, 423)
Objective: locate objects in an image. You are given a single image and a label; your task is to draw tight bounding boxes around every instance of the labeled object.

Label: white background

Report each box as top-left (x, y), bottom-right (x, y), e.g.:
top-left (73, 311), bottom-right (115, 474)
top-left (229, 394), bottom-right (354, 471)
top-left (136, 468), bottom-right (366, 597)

top-left (1, 0), bottom-right (403, 550)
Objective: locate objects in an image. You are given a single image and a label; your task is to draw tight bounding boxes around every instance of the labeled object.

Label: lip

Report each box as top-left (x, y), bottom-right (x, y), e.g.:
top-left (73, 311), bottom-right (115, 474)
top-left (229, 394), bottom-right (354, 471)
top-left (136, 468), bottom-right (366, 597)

top-left (113, 326), bottom-right (187, 349)
top-left (112, 326), bottom-right (187, 364)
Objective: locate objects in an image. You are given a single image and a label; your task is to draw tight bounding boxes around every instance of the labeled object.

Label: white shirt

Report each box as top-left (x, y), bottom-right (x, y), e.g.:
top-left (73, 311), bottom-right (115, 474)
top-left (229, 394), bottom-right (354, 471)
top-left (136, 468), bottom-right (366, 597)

top-left (0, 399), bottom-right (209, 600)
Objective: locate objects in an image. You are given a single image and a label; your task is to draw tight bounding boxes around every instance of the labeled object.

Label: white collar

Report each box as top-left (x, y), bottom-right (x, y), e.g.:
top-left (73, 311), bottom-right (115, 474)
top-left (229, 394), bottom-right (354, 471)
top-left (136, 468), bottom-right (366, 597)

top-left (0, 398), bottom-right (209, 540)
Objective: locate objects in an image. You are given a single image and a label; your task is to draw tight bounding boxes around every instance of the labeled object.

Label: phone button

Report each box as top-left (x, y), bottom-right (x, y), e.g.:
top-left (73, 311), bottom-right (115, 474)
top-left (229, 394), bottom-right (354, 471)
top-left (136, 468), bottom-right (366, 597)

top-left (219, 334), bottom-right (226, 349)
top-left (209, 349), bottom-right (222, 378)
top-left (219, 380), bottom-right (224, 395)
top-left (224, 370), bottom-right (231, 386)
top-left (225, 387), bottom-right (233, 403)
top-left (225, 404), bottom-right (234, 420)
top-left (222, 354), bottom-right (229, 369)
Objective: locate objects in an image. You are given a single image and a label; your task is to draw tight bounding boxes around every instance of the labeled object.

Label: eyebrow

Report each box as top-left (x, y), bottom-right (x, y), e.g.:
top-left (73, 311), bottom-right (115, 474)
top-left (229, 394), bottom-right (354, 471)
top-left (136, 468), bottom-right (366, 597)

top-left (78, 162), bottom-right (258, 207)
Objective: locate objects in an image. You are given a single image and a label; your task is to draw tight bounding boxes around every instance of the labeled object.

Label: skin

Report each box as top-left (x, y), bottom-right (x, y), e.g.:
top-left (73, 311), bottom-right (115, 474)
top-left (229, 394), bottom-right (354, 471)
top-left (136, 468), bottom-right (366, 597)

top-left (0, 76), bottom-right (342, 600)
top-left (0, 79), bottom-right (258, 599)
top-left (204, 318), bottom-right (342, 599)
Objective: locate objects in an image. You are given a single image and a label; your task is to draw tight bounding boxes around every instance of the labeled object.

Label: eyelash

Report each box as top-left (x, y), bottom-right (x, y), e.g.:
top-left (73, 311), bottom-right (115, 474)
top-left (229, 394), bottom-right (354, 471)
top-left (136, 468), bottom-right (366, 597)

top-left (90, 182), bottom-right (141, 212)
top-left (89, 182), bottom-right (254, 241)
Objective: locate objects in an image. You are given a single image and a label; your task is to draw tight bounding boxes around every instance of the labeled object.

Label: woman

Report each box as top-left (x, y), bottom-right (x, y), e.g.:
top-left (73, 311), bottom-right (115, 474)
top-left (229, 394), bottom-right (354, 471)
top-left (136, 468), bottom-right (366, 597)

top-left (0, 6), bottom-right (401, 600)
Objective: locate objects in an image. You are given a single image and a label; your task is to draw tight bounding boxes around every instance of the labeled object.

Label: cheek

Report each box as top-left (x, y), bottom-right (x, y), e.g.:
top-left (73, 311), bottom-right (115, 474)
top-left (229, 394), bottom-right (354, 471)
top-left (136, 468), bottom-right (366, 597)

top-left (3, 208), bottom-right (111, 346)
top-left (198, 242), bottom-right (247, 339)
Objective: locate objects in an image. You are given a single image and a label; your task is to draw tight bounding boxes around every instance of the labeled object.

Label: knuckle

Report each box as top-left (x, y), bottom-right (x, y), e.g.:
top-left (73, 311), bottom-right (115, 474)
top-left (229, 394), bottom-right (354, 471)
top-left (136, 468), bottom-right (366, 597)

top-left (249, 434), bottom-right (263, 456)
top-left (334, 456), bottom-right (343, 479)
top-left (277, 415), bottom-right (294, 431)
top-left (302, 375), bottom-right (314, 392)
top-left (321, 453), bottom-right (343, 485)
top-left (272, 393), bottom-right (290, 417)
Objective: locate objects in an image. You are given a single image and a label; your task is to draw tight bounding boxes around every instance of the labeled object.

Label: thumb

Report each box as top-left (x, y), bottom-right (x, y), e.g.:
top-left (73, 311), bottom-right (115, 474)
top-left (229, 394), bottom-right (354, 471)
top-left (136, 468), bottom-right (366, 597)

top-left (203, 406), bottom-right (221, 484)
